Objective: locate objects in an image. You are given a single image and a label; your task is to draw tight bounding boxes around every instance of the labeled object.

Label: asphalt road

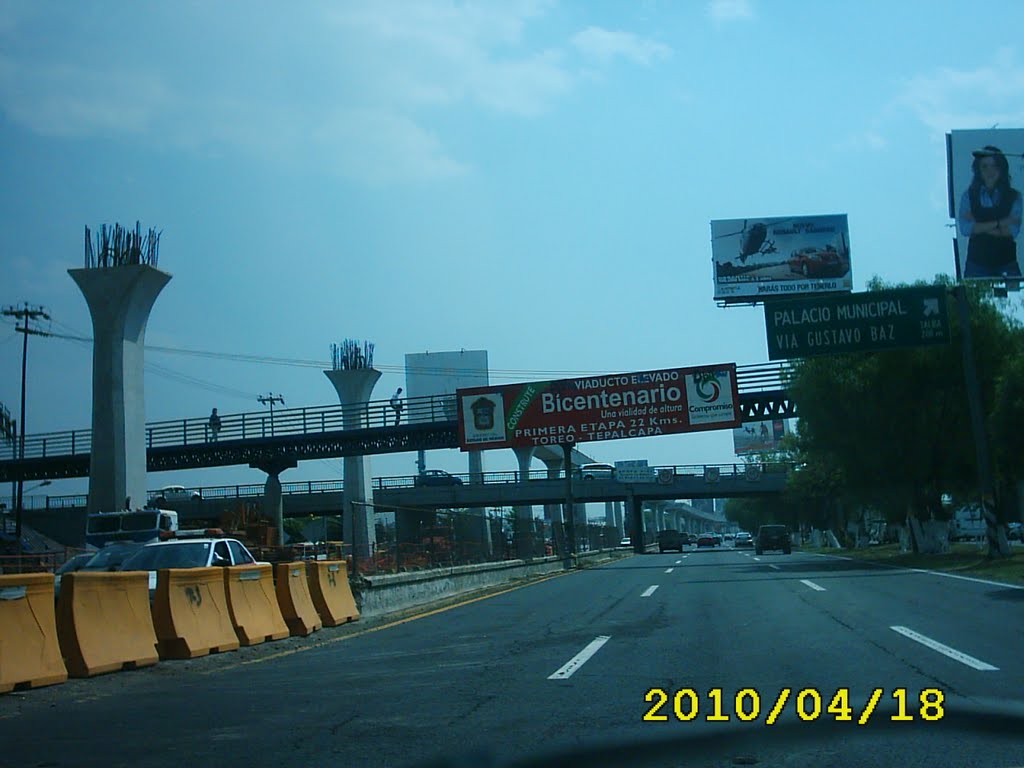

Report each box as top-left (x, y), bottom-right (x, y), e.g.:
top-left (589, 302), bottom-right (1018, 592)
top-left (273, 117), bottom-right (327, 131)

top-left (2, 547), bottom-right (1023, 767)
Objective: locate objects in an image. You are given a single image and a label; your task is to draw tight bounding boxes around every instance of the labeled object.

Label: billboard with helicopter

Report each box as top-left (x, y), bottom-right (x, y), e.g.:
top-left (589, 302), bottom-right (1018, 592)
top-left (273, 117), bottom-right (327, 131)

top-left (711, 214), bottom-right (852, 301)
top-left (946, 129), bottom-right (1024, 281)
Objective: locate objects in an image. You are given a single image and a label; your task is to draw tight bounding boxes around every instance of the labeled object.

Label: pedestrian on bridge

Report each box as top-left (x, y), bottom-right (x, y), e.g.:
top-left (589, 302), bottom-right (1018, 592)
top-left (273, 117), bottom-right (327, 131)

top-left (208, 407), bottom-right (222, 441)
top-left (390, 388), bottom-right (403, 426)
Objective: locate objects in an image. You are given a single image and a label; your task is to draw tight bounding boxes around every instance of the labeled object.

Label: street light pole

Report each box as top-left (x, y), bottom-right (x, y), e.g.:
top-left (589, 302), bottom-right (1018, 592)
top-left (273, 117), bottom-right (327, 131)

top-left (257, 393), bottom-right (285, 435)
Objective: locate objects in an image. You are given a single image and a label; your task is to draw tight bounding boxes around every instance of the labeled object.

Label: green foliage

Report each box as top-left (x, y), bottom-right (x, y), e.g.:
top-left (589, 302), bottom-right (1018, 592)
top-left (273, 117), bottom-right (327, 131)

top-left (788, 276), bottom-right (1024, 522)
top-left (283, 518), bottom-right (306, 543)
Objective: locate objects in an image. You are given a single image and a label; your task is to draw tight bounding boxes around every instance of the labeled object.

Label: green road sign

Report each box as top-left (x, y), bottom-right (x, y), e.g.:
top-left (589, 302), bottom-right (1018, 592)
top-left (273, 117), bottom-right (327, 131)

top-left (764, 286), bottom-right (951, 360)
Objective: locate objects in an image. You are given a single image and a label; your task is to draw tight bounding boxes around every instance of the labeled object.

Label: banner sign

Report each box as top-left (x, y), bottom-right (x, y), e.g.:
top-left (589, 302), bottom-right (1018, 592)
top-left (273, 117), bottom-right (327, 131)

top-left (457, 364), bottom-right (740, 450)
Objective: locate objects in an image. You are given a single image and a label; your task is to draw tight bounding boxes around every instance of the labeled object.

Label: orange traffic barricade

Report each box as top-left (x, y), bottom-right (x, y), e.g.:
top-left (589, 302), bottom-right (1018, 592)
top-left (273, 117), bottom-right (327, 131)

top-left (57, 571), bottom-right (159, 677)
top-left (275, 562), bottom-right (322, 637)
top-left (152, 567), bottom-right (240, 659)
top-left (0, 573), bottom-right (67, 693)
top-left (307, 560), bottom-right (359, 627)
top-left (223, 564), bottom-right (289, 646)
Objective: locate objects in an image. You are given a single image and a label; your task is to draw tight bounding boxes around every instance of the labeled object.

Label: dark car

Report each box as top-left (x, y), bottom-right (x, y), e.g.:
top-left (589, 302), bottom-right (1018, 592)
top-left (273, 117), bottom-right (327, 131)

top-left (657, 529), bottom-right (684, 553)
top-left (756, 525), bottom-right (792, 555)
top-left (414, 469), bottom-right (464, 487)
top-left (696, 533), bottom-right (717, 548)
top-left (54, 541), bottom-right (144, 599)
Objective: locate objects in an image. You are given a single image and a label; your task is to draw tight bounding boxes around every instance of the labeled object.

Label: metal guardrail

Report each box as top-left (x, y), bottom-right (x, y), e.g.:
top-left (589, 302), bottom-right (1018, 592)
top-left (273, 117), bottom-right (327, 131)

top-left (6, 461), bottom-right (796, 510)
top-left (0, 363), bottom-right (789, 464)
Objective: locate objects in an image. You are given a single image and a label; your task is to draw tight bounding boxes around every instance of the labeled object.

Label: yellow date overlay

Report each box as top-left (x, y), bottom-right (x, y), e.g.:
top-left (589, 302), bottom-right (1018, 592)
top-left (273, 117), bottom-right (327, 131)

top-left (643, 688), bottom-right (945, 725)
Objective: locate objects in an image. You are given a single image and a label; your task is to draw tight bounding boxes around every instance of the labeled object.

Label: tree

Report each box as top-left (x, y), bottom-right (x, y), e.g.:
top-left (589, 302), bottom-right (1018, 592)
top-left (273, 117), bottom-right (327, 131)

top-left (786, 276), bottom-right (1023, 555)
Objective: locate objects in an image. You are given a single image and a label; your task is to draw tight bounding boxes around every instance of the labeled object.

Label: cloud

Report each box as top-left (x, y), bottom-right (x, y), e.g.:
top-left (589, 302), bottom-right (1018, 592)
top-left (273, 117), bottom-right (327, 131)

top-left (315, 108), bottom-right (469, 184)
top-left (899, 48), bottom-right (1024, 134)
top-left (571, 27), bottom-right (672, 66)
top-left (0, 1), bottom-right (662, 184)
top-left (707, 0), bottom-right (754, 22)
top-left (0, 55), bottom-right (172, 138)
top-left (835, 130), bottom-right (889, 152)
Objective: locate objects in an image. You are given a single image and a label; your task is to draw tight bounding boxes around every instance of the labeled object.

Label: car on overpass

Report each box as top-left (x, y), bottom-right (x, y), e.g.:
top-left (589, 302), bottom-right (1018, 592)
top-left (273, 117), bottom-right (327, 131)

top-left (414, 469), bottom-right (464, 487)
top-left (577, 463), bottom-right (615, 480)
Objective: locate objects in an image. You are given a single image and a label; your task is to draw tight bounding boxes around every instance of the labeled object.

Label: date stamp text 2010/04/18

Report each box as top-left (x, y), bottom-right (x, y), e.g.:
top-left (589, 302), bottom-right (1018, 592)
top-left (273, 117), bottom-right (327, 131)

top-left (642, 688), bottom-right (945, 725)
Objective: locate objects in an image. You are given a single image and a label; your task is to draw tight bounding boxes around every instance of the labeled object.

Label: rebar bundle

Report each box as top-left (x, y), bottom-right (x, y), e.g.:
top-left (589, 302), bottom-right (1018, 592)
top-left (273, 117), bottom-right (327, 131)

top-left (330, 339), bottom-right (375, 370)
top-left (84, 222), bottom-right (161, 268)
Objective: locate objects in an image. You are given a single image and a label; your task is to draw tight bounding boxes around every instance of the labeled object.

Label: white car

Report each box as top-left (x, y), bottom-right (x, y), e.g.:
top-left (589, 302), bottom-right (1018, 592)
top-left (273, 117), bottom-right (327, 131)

top-left (151, 485), bottom-right (201, 503)
top-left (119, 536), bottom-right (259, 597)
top-left (578, 463), bottom-right (615, 480)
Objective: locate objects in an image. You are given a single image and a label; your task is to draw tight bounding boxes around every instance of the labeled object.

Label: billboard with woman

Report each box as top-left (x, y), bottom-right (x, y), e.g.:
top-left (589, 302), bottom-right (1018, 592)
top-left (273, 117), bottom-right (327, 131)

top-left (948, 129), bottom-right (1024, 280)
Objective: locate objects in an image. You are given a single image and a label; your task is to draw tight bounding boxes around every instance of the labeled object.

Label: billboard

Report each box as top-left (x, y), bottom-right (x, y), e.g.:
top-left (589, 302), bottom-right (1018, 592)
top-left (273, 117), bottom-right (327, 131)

top-left (457, 363), bottom-right (740, 450)
top-left (733, 419), bottom-right (789, 455)
top-left (404, 350), bottom-right (488, 423)
top-left (947, 129), bottom-right (1024, 280)
top-left (711, 214), bottom-right (852, 301)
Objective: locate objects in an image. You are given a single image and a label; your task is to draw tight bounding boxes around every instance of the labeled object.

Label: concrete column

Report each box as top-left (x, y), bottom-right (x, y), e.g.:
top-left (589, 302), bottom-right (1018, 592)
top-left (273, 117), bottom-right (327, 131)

top-left (250, 457), bottom-right (297, 545)
top-left (614, 501), bottom-right (624, 536)
top-left (604, 500), bottom-right (615, 528)
top-left (324, 368), bottom-right (381, 561)
top-left (540, 456), bottom-right (563, 524)
top-left (512, 446), bottom-right (534, 559)
top-left (469, 450), bottom-right (484, 484)
top-left (69, 264), bottom-right (171, 513)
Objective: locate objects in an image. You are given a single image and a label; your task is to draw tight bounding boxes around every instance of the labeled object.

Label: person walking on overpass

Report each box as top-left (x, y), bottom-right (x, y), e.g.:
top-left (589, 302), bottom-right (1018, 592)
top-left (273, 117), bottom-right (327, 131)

top-left (390, 388), bottom-right (403, 426)
top-left (208, 407), bottom-right (222, 442)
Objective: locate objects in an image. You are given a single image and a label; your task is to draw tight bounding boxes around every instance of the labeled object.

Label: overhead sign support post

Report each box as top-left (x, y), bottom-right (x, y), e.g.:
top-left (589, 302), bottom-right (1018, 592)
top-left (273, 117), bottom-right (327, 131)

top-left (561, 443), bottom-right (575, 561)
top-left (947, 129), bottom-right (1022, 558)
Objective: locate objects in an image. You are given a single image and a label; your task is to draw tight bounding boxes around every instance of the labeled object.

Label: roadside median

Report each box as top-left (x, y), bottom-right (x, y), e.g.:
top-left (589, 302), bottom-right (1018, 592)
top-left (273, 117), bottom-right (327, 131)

top-left (807, 543), bottom-right (1024, 586)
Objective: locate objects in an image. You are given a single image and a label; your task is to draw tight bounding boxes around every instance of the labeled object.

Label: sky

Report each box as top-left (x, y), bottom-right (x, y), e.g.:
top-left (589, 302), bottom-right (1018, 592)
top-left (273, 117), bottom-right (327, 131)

top-left (3, 0), bottom-right (1024, 503)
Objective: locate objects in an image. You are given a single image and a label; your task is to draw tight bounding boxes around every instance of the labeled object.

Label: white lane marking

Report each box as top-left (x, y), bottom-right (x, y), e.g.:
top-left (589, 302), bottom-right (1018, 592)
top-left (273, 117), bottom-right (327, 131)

top-left (752, 557), bottom-right (761, 561)
top-left (768, 564), bottom-right (780, 570)
top-left (641, 585), bottom-right (659, 597)
top-left (889, 626), bottom-right (999, 671)
top-left (812, 552), bottom-right (1024, 591)
top-left (801, 579), bottom-right (826, 591)
top-left (674, 560), bottom-right (683, 564)
top-left (548, 636), bottom-right (611, 680)
top-left (665, 568), bottom-right (674, 574)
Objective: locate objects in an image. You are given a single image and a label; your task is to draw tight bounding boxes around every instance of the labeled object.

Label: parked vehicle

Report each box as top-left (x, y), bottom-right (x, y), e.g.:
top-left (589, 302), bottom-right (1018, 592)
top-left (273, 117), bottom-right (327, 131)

top-left (85, 508), bottom-right (178, 548)
top-left (119, 534), bottom-right (259, 598)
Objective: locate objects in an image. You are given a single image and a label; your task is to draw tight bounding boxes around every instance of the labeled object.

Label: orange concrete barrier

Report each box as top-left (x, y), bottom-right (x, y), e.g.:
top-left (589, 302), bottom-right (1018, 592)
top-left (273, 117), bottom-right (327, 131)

top-left (275, 562), bottom-right (322, 637)
top-left (223, 564), bottom-right (289, 646)
top-left (152, 567), bottom-right (240, 659)
top-left (307, 560), bottom-right (359, 627)
top-left (0, 573), bottom-right (67, 693)
top-left (56, 571), bottom-right (159, 677)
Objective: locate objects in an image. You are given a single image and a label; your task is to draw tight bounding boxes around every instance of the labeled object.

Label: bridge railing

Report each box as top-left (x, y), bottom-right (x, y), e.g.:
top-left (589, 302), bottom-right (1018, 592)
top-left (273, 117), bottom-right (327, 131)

top-left (1, 362), bottom-right (791, 465)
top-left (1, 393), bottom-right (460, 463)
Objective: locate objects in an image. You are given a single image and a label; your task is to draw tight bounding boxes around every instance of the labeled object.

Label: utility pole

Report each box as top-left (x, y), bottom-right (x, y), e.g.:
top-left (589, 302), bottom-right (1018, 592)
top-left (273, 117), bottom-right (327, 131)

top-left (2, 303), bottom-right (50, 540)
top-left (257, 393), bottom-right (285, 435)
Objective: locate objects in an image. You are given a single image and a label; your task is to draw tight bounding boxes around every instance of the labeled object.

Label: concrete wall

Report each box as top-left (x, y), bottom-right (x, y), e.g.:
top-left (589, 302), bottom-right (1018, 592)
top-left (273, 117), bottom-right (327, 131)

top-left (355, 548), bottom-right (630, 618)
